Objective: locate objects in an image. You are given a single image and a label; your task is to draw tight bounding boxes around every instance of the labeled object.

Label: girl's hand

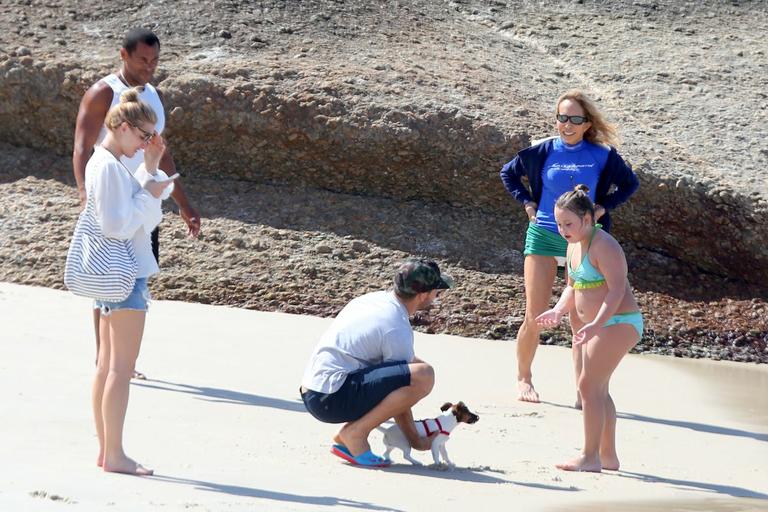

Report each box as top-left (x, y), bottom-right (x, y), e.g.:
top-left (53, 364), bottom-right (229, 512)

top-left (535, 308), bottom-right (564, 327)
top-left (573, 322), bottom-right (600, 346)
top-left (143, 134), bottom-right (166, 173)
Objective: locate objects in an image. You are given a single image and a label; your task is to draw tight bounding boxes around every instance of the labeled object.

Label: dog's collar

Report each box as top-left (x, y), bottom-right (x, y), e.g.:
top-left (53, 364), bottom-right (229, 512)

top-left (421, 418), bottom-right (450, 437)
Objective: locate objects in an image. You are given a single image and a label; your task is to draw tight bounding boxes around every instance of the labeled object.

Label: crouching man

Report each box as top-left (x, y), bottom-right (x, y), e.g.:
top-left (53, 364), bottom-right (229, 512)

top-left (300, 259), bottom-right (454, 467)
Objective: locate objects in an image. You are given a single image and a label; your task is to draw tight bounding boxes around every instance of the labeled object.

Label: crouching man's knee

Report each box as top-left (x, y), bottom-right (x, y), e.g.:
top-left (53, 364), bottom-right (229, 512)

top-left (410, 362), bottom-right (435, 397)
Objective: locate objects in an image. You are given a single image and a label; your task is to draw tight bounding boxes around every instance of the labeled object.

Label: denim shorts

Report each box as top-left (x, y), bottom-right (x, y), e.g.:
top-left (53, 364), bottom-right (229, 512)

top-left (93, 278), bottom-right (150, 315)
top-left (301, 360), bottom-right (411, 424)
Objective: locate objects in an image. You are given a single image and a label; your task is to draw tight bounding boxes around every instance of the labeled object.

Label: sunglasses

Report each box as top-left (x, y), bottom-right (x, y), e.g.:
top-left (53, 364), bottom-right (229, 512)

top-left (556, 114), bottom-right (589, 125)
top-left (130, 123), bottom-right (155, 143)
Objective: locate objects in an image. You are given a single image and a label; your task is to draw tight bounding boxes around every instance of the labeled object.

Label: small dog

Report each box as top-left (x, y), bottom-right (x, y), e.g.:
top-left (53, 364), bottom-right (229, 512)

top-left (378, 401), bottom-right (479, 467)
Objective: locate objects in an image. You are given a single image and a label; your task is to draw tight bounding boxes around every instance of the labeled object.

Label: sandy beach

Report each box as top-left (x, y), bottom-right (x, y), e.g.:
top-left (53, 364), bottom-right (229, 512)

top-left (1, 282), bottom-right (766, 511)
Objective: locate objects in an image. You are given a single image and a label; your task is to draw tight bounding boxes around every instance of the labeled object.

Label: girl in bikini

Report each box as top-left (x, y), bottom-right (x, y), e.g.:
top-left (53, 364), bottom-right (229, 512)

top-left (536, 184), bottom-right (642, 472)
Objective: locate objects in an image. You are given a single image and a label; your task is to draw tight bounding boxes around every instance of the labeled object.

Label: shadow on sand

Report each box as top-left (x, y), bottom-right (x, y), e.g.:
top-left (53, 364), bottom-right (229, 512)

top-left (614, 471), bottom-right (768, 500)
top-left (150, 474), bottom-right (404, 511)
top-left (540, 401), bottom-right (768, 443)
top-left (132, 379), bottom-right (306, 413)
top-left (382, 463), bottom-right (580, 491)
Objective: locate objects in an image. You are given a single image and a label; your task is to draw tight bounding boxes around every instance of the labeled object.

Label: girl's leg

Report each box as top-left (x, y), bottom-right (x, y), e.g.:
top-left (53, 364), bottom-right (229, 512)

top-left (516, 255), bottom-right (558, 403)
top-left (101, 309), bottom-right (152, 475)
top-left (557, 324), bottom-right (637, 472)
top-left (92, 311), bottom-right (111, 467)
top-left (600, 390), bottom-right (620, 470)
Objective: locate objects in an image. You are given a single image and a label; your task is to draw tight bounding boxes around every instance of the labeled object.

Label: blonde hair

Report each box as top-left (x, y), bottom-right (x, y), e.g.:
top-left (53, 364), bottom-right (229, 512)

top-left (104, 86), bottom-right (157, 131)
top-left (556, 89), bottom-right (620, 147)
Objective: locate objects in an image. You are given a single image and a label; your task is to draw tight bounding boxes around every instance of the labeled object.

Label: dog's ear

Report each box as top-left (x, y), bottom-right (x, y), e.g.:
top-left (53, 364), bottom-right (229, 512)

top-left (440, 402), bottom-right (453, 412)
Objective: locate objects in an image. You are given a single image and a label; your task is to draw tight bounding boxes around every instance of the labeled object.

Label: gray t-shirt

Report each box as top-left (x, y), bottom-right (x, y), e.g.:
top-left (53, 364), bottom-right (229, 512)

top-left (301, 291), bottom-right (414, 394)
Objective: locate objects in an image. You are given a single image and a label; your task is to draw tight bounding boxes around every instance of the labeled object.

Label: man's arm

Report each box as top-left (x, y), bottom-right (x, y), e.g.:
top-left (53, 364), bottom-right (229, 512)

top-left (394, 354), bottom-right (436, 451)
top-left (158, 145), bottom-right (201, 237)
top-left (394, 409), bottom-right (435, 451)
top-left (72, 82), bottom-right (112, 206)
top-left (156, 87), bottom-right (201, 237)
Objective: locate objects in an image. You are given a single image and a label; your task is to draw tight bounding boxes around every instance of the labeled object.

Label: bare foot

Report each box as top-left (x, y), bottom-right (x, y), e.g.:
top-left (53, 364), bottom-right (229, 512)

top-left (556, 454), bottom-right (602, 473)
top-left (132, 370), bottom-right (147, 380)
top-left (600, 453), bottom-right (620, 471)
top-left (97, 452), bottom-right (104, 467)
top-left (337, 424), bottom-right (371, 457)
top-left (517, 380), bottom-right (540, 403)
top-left (103, 455), bottom-right (154, 476)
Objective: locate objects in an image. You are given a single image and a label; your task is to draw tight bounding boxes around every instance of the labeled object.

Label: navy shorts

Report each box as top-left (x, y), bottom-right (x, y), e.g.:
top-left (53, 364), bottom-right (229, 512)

top-left (301, 360), bottom-right (411, 424)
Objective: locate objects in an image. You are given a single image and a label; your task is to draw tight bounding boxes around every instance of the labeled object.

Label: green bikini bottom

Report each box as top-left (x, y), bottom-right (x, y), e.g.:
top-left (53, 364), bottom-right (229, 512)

top-left (604, 311), bottom-right (644, 338)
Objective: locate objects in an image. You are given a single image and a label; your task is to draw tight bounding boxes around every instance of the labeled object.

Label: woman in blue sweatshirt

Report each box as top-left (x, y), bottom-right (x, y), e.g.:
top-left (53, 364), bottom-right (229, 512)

top-left (499, 89), bottom-right (639, 404)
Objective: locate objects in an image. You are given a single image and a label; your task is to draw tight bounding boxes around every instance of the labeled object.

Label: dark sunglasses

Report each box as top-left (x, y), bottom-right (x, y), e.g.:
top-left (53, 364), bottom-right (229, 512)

top-left (130, 123), bottom-right (155, 143)
top-left (556, 114), bottom-right (589, 125)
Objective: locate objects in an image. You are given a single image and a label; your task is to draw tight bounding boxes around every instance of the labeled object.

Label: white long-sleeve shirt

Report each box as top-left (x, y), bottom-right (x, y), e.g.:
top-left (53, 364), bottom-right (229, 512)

top-left (85, 146), bottom-right (164, 278)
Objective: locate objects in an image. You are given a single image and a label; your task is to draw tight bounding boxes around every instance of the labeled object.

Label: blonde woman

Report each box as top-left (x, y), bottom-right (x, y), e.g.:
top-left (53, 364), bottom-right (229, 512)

top-left (499, 89), bottom-right (639, 403)
top-left (537, 185), bottom-right (642, 472)
top-left (86, 87), bottom-right (176, 475)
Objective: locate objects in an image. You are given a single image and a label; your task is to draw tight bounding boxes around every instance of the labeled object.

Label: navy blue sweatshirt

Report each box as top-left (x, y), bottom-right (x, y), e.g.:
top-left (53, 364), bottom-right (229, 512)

top-left (499, 138), bottom-right (639, 232)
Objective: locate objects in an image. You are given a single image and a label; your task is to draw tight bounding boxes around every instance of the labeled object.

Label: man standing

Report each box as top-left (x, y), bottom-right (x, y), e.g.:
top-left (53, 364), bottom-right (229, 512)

top-left (72, 28), bottom-right (201, 376)
top-left (300, 259), bottom-right (454, 467)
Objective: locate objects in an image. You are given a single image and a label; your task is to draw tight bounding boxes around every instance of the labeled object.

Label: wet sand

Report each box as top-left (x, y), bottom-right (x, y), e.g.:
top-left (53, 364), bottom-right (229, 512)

top-left (547, 498), bottom-right (768, 512)
top-left (1, 282), bottom-right (766, 511)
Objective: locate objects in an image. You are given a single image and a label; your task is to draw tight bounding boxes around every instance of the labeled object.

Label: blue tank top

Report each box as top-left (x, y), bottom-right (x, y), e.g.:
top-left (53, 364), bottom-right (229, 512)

top-left (536, 138), bottom-right (608, 233)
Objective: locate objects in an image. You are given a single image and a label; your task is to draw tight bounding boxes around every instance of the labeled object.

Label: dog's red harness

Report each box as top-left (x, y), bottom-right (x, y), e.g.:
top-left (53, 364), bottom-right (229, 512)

top-left (420, 418), bottom-right (450, 436)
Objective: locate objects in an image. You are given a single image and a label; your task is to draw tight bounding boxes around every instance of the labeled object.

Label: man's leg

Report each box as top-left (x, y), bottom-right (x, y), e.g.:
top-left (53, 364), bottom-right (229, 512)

top-left (336, 362), bottom-right (434, 457)
top-left (128, 229), bottom-right (160, 382)
top-left (516, 255), bottom-right (558, 402)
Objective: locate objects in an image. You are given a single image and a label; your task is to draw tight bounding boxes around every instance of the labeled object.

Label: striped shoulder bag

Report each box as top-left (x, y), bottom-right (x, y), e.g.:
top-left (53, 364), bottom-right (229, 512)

top-left (64, 183), bottom-right (138, 302)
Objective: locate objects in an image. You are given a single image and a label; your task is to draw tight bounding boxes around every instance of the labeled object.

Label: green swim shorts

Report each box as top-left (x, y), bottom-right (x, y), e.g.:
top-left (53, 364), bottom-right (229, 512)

top-left (523, 222), bottom-right (568, 258)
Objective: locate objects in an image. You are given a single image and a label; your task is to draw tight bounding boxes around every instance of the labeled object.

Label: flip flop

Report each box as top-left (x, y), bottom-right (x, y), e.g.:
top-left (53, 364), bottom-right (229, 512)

top-left (330, 444), bottom-right (355, 463)
top-left (330, 445), bottom-right (390, 467)
top-left (352, 450), bottom-right (390, 467)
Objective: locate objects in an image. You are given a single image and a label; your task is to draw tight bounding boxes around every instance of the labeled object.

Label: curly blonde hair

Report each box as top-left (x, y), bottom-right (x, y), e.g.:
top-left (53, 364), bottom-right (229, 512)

top-left (104, 86), bottom-right (157, 131)
top-left (556, 89), bottom-right (620, 147)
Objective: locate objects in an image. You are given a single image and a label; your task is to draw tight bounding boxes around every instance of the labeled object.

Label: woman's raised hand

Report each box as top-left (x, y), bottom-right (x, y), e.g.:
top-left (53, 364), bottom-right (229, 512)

top-left (143, 133), bottom-right (165, 173)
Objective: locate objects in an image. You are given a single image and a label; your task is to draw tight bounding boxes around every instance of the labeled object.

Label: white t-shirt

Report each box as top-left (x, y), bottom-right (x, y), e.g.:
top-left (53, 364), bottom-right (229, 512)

top-left (301, 291), bottom-right (415, 394)
top-left (85, 146), bottom-right (163, 278)
top-left (96, 73), bottom-right (166, 174)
